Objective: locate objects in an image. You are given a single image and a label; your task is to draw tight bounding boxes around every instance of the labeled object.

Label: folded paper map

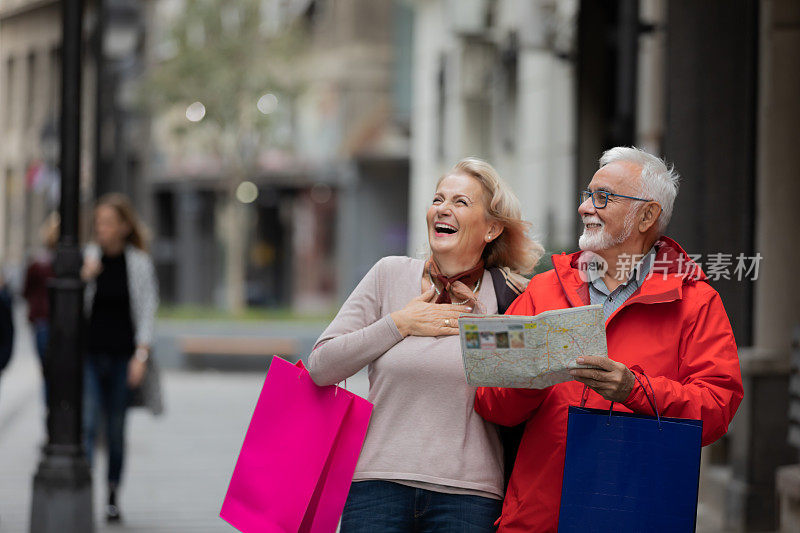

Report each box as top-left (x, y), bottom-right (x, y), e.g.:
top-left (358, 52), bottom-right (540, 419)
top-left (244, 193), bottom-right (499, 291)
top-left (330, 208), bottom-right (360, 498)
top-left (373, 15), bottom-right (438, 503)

top-left (459, 304), bottom-right (608, 389)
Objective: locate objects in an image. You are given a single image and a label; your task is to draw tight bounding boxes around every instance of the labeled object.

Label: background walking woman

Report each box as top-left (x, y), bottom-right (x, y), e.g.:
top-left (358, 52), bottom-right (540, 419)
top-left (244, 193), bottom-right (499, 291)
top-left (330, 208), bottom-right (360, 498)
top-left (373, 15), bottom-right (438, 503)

top-left (308, 158), bottom-right (543, 532)
top-left (82, 193), bottom-right (158, 523)
top-left (23, 213), bottom-right (58, 395)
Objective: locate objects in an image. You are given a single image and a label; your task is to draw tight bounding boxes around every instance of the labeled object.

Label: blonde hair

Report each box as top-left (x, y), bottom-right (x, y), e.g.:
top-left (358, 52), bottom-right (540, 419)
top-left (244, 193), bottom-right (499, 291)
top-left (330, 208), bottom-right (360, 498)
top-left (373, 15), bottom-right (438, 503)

top-left (440, 158), bottom-right (544, 274)
top-left (96, 193), bottom-right (150, 252)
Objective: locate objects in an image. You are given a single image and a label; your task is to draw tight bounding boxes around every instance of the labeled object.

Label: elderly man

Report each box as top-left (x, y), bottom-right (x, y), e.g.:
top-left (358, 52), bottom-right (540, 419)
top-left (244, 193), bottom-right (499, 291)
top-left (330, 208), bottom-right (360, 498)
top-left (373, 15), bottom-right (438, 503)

top-left (475, 147), bottom-right (743, 532)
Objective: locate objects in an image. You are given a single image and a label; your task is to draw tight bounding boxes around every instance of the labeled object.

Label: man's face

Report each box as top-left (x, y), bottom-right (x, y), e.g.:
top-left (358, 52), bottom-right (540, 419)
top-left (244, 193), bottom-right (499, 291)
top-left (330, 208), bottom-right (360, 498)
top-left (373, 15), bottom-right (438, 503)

top-left (578, 161), bottom-right (642, 252)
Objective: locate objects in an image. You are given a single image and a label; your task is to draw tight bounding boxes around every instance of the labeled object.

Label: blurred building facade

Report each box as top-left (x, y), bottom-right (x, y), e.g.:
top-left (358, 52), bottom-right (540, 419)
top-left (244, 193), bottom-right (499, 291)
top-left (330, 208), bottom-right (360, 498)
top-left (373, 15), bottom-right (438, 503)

top-left (145, 0), bottom-right (411, 312)
top-left (0, 0), bottom-right (77, 288)
top-left (0, 0), bottom-right (146, 289)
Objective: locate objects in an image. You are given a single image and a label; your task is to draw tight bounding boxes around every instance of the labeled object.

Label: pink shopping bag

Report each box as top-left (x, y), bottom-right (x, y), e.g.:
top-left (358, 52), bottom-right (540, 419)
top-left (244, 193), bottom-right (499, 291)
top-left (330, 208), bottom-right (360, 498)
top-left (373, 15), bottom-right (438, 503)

top-left (220, 356), bottom-right (373, 533)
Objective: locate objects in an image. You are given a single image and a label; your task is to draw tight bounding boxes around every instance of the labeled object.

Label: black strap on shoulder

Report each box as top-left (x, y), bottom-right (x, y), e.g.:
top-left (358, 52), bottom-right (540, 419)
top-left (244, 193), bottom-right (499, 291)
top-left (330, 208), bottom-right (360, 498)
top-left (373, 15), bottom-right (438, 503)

top-left (489, 267), bottom-right (519, 314)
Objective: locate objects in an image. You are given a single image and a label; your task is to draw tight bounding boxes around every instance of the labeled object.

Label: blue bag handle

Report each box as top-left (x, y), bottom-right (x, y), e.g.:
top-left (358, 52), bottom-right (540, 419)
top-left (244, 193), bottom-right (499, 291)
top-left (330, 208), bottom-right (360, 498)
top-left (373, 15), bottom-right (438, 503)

top-left (604, 371), bottom-right (662, 430)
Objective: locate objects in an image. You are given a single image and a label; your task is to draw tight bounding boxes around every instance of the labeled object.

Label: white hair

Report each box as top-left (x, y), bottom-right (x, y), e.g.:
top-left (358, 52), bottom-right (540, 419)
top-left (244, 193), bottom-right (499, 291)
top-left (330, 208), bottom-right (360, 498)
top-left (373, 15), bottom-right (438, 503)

top-left (599, 146), bottom-right (680, 232)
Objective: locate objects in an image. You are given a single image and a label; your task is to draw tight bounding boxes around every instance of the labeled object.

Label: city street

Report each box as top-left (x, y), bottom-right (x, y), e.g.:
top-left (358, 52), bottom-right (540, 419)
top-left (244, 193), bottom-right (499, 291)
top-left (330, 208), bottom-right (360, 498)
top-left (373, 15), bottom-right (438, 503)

top-left (0, 317), bottom-right (368, 532)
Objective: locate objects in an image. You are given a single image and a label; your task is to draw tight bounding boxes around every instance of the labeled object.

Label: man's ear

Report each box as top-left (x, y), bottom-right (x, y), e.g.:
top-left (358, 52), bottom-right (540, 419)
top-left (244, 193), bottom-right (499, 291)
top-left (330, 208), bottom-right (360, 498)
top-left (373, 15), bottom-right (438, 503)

top-left (638, 202), bottom-right (662, 233)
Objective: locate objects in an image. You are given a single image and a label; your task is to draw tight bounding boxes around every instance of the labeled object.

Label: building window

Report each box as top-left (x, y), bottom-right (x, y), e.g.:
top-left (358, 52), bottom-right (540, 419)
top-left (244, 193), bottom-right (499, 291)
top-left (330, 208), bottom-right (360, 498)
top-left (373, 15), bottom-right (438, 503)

top-left (3, 168), bottom-right (13, 254)
top-left (499, 36), bottom-right (518, 154)
top-left (26, 52), bottom-right (37, 131)
top-left (392, 1), bottom-right (413, 127)
top-left (436, 53), bottom-right (447, 160)
top-left (49, 47), bottom-right (60, 119)
top-left (4, 57), bottom-right (16, 131)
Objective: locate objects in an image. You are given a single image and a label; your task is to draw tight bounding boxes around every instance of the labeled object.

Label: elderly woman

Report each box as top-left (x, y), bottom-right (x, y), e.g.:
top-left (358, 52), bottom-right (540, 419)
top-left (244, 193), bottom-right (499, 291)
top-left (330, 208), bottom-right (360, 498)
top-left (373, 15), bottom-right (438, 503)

top-left (308, 158), bottom-right (543, 532)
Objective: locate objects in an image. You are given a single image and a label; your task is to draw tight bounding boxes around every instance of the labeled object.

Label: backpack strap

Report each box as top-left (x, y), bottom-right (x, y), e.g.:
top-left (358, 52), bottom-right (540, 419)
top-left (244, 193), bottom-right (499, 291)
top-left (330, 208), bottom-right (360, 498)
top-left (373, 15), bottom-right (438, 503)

top-left (489, 267), bottom-right (525, 314)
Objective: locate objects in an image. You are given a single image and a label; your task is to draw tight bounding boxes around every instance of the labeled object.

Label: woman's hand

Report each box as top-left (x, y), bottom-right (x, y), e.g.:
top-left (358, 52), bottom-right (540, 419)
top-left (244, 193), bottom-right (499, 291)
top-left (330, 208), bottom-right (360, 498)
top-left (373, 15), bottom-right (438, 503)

top-left (390, 287), bottom-right (473, 337)
top-left (81, 258), bottom-right (102, 282)
top-left (127, 358), bottom-right (147, 388)
top-left (128, 347), bottom-right (150, 388)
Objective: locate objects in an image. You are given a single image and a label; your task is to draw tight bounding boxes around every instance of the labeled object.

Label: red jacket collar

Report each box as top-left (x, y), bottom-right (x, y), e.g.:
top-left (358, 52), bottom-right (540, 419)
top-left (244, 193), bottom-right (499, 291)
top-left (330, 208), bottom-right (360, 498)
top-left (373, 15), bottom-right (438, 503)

top-left (552, 236), bottom-right (706, 309)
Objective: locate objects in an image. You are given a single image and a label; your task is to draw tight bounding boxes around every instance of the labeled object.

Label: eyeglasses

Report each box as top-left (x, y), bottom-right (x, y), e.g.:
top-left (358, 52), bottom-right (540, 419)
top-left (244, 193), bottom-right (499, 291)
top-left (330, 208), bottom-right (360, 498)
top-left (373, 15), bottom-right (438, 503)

top-left (579, 189), bottom-right (653, 209)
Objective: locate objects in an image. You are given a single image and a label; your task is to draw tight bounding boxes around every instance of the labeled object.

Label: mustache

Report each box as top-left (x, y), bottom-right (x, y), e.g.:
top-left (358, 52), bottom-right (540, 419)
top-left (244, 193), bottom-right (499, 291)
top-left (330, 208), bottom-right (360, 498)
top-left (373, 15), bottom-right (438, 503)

top-left (581, 217), bottom-right (604, 226)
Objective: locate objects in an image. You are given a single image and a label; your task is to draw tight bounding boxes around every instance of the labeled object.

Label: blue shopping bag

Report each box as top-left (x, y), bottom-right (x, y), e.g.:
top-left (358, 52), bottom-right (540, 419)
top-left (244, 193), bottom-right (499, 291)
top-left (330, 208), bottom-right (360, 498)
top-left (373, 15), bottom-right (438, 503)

top-left (558, 376), bottom-right (703, 533)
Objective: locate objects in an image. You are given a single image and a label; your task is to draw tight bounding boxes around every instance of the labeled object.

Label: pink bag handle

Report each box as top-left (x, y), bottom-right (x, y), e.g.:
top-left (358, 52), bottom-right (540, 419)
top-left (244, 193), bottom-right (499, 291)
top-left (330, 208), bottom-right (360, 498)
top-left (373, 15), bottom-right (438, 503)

top-left (294, 358), bottom-right (352, 398)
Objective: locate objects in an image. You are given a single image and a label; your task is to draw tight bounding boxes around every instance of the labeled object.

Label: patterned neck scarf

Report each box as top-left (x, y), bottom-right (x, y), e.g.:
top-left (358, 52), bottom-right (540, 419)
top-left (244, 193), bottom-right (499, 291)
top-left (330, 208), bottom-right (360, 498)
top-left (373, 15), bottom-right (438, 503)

top-left (426, 257), bottom-right (484, 306)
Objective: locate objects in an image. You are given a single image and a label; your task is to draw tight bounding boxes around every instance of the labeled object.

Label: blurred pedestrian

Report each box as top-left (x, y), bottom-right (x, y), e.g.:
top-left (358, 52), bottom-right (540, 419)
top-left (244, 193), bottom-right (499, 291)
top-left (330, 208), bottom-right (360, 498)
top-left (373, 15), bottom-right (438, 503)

top-left (308, 158), bottom-right (542, 531)
top-left (0, 272), bottom-right (14, 393)
top-left (23, 213), bottom-right (58, 383)
top-left (81, 193), bottom-right (158, 523)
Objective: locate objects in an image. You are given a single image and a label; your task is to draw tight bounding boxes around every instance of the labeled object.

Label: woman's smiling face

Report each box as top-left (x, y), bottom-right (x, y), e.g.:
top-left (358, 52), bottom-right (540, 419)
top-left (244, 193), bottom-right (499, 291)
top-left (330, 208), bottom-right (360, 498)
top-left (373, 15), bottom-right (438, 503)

top-left (426, 172), bottom-right (495, 264)
top-left (94, 205), bottom-right (130, 251)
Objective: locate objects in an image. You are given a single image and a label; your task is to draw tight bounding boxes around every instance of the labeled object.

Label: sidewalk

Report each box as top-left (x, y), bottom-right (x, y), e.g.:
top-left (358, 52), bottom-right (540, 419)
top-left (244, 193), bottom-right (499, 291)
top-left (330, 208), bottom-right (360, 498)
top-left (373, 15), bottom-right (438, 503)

top-left (0, 315), bottom-right (368, 533)
top-left (0, 315), bottom-right (44, 533)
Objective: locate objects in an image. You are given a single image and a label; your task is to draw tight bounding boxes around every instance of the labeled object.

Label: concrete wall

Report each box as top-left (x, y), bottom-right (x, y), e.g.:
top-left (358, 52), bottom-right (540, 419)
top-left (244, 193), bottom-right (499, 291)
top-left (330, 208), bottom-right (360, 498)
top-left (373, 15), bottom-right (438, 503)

top-left (408, 0), bottom-right (577, 261)
top-left (756, 2), bottom-right (800, 527)
top-left (753, 0), bottom-right (800, 354)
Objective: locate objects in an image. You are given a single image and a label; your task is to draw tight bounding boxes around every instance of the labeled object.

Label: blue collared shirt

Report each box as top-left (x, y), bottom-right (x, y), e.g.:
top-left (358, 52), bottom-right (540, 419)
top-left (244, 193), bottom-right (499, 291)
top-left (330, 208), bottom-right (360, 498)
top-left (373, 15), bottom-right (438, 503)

top-left (588, 246), bottom-right (657, 321)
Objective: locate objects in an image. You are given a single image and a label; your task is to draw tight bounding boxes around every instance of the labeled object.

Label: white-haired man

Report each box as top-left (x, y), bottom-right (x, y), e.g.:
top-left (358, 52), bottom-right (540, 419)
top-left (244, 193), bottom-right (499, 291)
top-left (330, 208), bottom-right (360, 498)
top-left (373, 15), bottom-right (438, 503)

top-left (475, 147), bottom-right (743, 532)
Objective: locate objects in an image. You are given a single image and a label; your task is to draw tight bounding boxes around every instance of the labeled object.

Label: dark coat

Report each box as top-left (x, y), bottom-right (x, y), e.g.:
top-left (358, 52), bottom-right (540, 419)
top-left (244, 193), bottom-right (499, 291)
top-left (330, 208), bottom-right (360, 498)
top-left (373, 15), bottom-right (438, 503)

top-left (0, 286), bottom-right (14, 372)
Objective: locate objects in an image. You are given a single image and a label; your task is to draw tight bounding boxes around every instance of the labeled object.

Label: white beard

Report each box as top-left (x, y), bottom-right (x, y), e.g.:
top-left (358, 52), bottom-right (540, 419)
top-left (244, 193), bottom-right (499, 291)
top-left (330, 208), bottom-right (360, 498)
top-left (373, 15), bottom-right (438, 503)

top-left (579, 209), bottom-right (637, 251)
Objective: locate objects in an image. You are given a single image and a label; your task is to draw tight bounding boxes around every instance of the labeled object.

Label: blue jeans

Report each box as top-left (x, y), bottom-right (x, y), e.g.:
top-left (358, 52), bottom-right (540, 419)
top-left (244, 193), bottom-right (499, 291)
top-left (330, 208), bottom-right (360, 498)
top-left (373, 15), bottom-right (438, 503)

top-left (340, 480), bottom-right (502, 533)
top-left (83, 353), bottom-right (130, 485)
top-left (32, 319), bottom-right (49, 368)
top-left (32, 320), bottom-right (49, 401)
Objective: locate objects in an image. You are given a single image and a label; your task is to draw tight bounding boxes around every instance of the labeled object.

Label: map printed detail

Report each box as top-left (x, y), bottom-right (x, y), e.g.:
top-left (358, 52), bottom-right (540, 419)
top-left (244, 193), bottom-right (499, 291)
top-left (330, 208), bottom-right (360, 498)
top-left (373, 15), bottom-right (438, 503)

top-left (459, 305), bottom-right (608, 389)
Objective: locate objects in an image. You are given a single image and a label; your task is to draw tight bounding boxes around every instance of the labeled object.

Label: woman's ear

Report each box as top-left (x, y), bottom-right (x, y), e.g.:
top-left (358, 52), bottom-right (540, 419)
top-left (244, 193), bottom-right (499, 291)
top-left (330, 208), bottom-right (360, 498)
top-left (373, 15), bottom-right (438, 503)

top-left (485, 222), bottom-right (504, 242)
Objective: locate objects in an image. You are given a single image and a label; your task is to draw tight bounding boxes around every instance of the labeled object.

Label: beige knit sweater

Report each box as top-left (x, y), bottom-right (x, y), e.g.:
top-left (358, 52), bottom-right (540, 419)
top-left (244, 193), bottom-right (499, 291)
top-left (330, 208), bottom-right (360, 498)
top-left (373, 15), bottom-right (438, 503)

top-left (308, 256), bottom-right (504, 499)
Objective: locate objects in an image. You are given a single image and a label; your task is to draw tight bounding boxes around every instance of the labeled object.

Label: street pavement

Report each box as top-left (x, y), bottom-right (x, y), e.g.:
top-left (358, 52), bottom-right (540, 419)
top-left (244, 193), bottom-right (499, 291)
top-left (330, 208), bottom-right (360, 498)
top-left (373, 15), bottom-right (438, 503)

top-left (0, 315), bottom-right (367, 532)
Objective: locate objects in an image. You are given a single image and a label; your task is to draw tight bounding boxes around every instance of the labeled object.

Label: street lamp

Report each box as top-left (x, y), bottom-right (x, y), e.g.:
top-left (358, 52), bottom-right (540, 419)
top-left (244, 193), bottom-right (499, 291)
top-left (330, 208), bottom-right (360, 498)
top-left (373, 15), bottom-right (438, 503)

top-left (29, 1), bottom-right (94, 532)
top-left (104, 0), bottom-right (140, 60)
top-left (95, 0), bottom-right (142, 198)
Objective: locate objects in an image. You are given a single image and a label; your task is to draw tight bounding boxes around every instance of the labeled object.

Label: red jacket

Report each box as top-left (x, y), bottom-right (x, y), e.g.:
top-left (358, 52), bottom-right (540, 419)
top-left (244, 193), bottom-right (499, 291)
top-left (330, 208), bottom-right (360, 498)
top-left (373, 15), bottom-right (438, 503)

top-left (474, 237), bottom-right (743, 532)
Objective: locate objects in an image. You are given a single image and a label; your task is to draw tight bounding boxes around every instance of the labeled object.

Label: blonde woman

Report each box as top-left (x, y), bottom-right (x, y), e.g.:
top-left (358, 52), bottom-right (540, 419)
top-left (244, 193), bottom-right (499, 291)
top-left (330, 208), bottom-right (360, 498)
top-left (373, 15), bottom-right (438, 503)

top-left (308, 158), bottom-right (543, 532)
top-left (81, 193), bottom-right (158, 523)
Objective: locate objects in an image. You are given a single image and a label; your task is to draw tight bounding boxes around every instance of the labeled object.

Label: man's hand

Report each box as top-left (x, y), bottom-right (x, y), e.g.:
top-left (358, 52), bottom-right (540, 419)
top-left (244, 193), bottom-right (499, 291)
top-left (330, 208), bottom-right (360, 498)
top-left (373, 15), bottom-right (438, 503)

top-left (569, 355), bottom-right (635, 403)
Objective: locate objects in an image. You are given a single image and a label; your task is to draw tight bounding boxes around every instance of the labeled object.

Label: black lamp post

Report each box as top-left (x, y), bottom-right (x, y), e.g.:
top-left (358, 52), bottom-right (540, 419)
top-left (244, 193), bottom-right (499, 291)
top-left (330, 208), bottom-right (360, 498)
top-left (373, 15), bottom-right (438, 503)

top-left (95, 0), bottom-right (142, 198)
top-left (29, 0), bottom-right (94, 531)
